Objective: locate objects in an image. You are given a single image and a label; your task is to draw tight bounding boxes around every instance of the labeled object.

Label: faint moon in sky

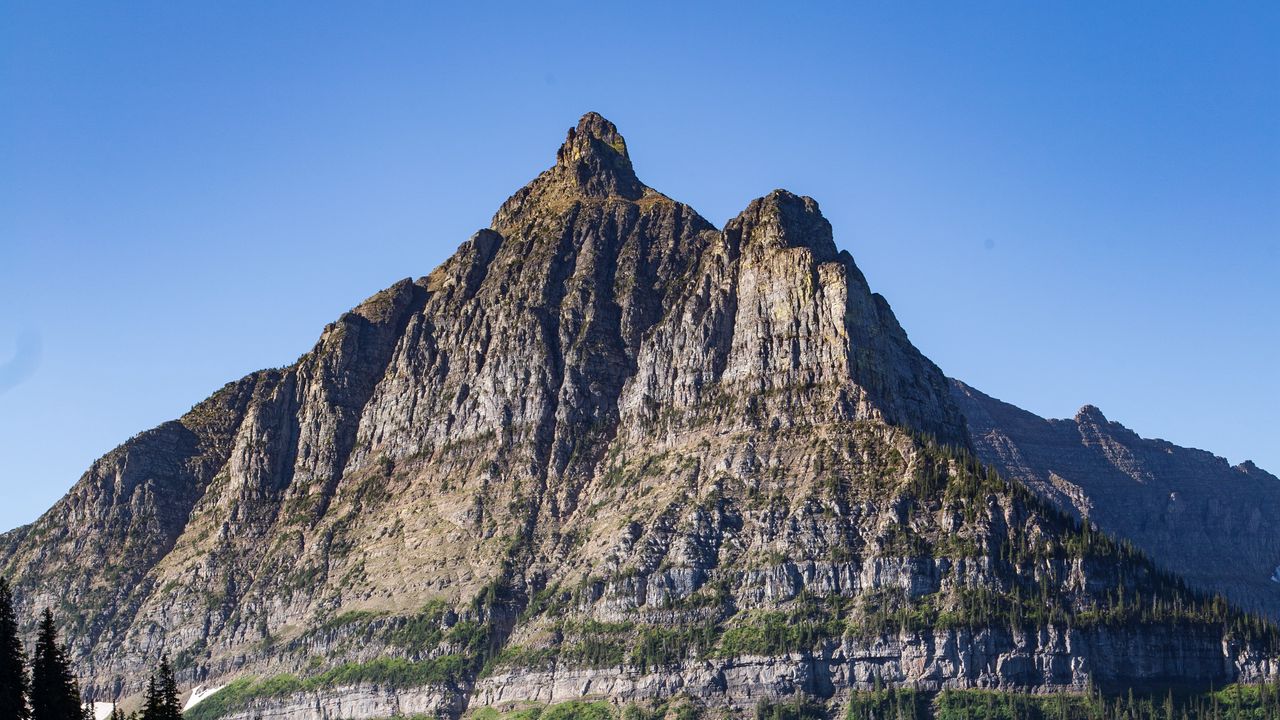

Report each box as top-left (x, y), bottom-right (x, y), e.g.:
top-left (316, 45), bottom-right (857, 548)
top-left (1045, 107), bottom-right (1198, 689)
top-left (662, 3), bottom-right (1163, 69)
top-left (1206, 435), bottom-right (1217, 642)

top-left (0, 328), bottom-right (42, 394)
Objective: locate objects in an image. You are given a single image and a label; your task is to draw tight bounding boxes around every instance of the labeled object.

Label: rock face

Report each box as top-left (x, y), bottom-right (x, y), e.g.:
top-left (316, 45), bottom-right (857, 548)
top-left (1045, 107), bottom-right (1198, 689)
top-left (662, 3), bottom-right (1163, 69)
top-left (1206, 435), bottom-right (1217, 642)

top-left (211, 685), bottom-right (460, 720)
top-left (951, 379), bottom-right (1280, 616)
top-left (1, 113), bottom-right (1276, 719)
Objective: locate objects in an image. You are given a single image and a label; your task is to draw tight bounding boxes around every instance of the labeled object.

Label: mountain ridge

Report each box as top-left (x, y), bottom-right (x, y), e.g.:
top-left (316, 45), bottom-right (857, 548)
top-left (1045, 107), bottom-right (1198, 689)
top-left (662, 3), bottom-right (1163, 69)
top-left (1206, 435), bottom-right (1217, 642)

top-left (951, 378), bottom-right (1280, 616)
top-left (3, 113), bottom-right (1277, 719)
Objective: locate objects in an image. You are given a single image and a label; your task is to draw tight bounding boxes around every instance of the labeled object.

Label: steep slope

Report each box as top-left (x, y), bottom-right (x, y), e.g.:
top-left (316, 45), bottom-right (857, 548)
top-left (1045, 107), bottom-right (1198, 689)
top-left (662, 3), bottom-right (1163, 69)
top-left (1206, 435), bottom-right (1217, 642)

top-left (951, 379), bottom-right (1280, 616)
top-left (1, 278), bottom-right (428, 694)
top-left (0, 374), bottom-right (259, 648)
top-left (2, 114), bottom-right (1276, 720)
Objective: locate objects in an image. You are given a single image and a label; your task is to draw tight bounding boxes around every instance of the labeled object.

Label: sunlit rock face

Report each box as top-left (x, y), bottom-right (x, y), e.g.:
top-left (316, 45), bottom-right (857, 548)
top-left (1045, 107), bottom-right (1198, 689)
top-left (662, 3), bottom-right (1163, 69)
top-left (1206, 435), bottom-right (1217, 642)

top-left (3, 113), bottom-right (1275, 718)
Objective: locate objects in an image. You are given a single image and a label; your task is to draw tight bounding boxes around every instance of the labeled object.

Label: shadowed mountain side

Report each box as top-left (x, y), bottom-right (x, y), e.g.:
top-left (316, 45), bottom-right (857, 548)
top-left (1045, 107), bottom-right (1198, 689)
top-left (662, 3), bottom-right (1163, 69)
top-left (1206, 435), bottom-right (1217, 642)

top-left (951, 378), bottom-right (1280, 616)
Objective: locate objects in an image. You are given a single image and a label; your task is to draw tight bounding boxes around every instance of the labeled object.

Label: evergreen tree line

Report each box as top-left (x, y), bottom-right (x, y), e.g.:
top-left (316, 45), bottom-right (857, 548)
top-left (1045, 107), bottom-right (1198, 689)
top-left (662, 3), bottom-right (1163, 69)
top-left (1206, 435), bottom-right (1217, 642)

top-left (0, 577), bottom-right (182, 720)
top-left (846, 673), bottom-right (1280, 720)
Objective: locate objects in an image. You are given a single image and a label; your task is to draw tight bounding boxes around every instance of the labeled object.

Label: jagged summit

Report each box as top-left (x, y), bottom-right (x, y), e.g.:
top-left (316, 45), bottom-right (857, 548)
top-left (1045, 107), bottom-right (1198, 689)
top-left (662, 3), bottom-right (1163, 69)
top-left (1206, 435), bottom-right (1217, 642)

top-left (4, 113), bottom-right (1274, 718)
top-left (552, 111), bottom-right (641, 197)
top-left (548, 111), bottom-right (644, 200)
top-left (727, 189), bottom-right (840, 262)
top-left (490, 112), bottom-right (656, 229)
top-left (1239, 460), bottom-right (1278, 479)
top-left (1075, 403), bottom-right (1108, 423)
top-left (493, 115), bottom-right (832, 260)
top-left (560, 111), bottom-right (629, 160)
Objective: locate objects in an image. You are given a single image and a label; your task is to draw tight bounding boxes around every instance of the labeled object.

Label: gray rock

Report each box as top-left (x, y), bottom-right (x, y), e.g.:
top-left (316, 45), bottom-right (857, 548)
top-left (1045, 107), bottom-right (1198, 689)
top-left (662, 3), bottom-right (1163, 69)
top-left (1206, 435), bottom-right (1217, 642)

top-left (0, 114), bottom-right (1273, 719)
top-left (951, 379), bottom-right (1280, 615)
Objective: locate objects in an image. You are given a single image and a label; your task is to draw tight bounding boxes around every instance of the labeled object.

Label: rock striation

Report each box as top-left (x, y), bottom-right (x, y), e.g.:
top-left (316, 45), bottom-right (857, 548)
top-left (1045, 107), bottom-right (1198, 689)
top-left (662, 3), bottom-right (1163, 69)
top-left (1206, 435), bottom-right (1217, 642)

top-left (1, 113), bottom-right (1276, 719)
top-left (951, 379), bottom-right (1280, 617)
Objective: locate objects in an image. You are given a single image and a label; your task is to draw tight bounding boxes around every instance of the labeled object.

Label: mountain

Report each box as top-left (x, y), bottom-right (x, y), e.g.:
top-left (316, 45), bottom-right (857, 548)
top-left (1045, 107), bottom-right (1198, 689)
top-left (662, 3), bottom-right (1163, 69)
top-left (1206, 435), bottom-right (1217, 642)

top-left (2, 113), bottom-right (1277, 720)
top-left (951, 379), bottom-right (1280, 616)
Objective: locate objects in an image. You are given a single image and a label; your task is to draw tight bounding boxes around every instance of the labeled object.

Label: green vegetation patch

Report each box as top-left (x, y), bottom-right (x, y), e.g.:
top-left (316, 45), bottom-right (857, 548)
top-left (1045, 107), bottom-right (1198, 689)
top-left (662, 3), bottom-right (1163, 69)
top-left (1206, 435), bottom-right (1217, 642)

top-left (716, 607), bottom-right (842, 657)
top-left (470, 700), bottom-right (617, 720)
top-left (755, 698), bottom-right (827, 720)
top-left (184, 656), bottom-right (469, 720)
top-left (845, 684), bottom-right (1280, 720)
top-left (933, 690), bottom-right (1098, 720)
top-left (629, 624), bottom-right (719, 670)
top-left (847, 687), bottom-right (927, 720)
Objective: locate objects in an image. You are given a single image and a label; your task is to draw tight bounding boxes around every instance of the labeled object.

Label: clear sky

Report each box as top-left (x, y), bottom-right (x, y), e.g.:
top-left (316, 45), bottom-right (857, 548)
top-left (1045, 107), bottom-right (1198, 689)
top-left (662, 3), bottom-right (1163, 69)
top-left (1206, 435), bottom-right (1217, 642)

top-left (1, 2), bottom-right (1277, 532)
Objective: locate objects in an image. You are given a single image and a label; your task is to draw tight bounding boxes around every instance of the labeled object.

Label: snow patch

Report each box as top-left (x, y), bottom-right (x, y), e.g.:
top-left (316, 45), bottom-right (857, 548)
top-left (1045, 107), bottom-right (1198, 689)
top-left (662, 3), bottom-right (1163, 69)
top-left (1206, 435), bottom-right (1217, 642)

top-left (184, 684), bottom-right (227, 712)
top-left (85, 702), bottom-right (115, 720)
top-left (1271, 565), bottom-right (1280, 583)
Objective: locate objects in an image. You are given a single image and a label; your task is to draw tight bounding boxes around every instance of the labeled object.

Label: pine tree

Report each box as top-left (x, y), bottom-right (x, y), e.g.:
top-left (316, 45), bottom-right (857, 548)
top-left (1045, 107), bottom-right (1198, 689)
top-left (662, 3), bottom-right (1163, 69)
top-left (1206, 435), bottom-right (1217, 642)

top-left (29, 609), bottom-right (83, 720)
top-left (0, 577), bottom-right (31, 719)
top-left (157, 657), bottom-right (180, 720)
top-left (138, 677), bottom-right (157, 720)
top-left (139, 657), bottom-right (180, 720)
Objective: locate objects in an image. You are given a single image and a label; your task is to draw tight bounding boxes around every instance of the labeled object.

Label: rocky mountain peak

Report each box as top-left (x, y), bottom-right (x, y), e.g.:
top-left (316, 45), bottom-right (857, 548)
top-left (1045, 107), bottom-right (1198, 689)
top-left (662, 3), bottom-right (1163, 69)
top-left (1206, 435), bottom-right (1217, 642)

top-left (726, 189), bottom-right (839, 262)
top-left (1238, 460), bottom-right (1279, 481)
top-left (551, 111), bottom-right (643, 199)
top-left (490, 112), bottom-right (653, 231)
top-left (1075, 403), bottom-right (1108, 424)
top-left (9, 113), bottom-right (1271, 719)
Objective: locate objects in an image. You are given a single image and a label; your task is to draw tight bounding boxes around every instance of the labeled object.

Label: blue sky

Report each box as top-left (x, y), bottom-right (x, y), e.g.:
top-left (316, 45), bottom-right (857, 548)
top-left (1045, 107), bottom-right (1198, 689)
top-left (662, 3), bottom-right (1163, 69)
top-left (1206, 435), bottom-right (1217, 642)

top-left (1, 2), bottom-right (1276, 532)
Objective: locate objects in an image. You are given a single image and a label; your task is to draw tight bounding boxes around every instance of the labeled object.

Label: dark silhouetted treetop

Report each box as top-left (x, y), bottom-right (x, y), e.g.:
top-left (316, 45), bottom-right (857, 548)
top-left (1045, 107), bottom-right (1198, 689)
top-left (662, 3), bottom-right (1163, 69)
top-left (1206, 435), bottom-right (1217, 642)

top-left (30, 609), bottom-right (82, 720)
top-left (0, 577), bottom-right (30, 720)
top-left (139, 656), bottom-right (181, 720)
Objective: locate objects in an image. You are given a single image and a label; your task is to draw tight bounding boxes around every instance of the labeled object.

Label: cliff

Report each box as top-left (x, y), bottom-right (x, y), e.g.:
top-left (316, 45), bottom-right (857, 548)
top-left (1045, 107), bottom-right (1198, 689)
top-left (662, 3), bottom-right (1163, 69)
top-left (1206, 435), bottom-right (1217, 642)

top-left (2, 114), bottom-right (1275, 719)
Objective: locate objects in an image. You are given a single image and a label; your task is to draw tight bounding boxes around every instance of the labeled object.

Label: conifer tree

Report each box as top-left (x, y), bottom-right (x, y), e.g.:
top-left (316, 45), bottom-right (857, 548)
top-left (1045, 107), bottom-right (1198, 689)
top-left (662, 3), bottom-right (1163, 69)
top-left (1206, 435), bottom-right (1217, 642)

top-left (157, 657), bottom-right (180, 720)
top-left (139, 657), bottom-right (180, 720)
top-left (29, 609), bottom-right (83, 720)
top-left (0, 577), bottom-right (31, 719)
top-left (138, 677), bottom-right (157, 720)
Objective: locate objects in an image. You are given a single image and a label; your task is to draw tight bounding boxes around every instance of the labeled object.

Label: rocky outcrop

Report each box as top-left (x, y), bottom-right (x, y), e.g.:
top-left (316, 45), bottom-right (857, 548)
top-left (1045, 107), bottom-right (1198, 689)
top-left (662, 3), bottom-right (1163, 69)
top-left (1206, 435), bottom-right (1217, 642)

top-left (2, 113), bottom-right (1275, 719)
top-left (474, 624), bottom-right (1267, 707)
top-left (208, 684), bottom-right (460, 720)
top-left (951, 379), bottom-right (1280, 617)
